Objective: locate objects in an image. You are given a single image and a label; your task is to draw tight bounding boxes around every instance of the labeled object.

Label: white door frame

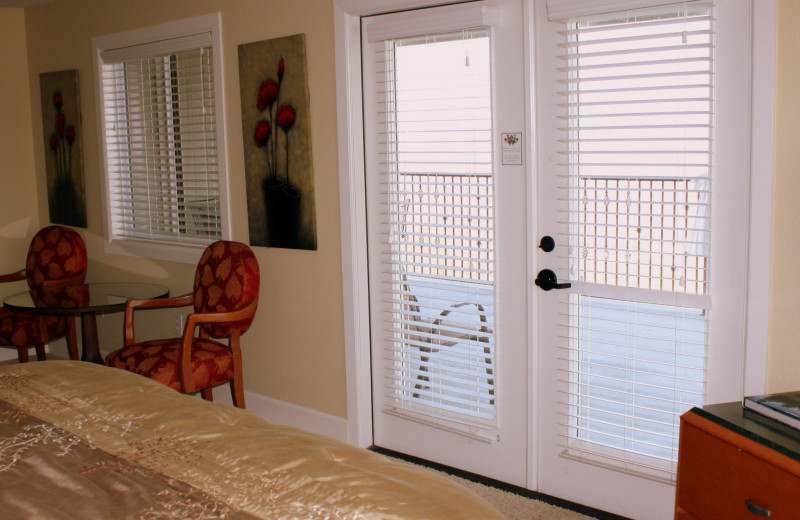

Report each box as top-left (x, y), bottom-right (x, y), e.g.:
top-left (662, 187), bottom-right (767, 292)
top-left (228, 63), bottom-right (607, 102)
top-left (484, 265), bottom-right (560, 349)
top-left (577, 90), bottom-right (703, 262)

top-left (743, 0), bottom-right (776, 397)
top-left (333, 0), bottom-right (775, 485)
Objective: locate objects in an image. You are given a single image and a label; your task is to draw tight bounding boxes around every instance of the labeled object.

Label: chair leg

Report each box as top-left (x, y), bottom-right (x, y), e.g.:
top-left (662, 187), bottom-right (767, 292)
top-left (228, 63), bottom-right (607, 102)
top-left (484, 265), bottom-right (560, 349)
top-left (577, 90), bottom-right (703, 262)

top-left (201, 388), bottom-right (213, 402)
top-left (17, 348), bottom-right (29, 363)
top-left (230, 378), bottom-right (245, 409)
top-left (35, 344), bottom-right (46, 361)
top-left (66, 317), bottom-right (79, 361)
top-left (482, 344), bottom-right (495, 405)
top-left (414, 355), bottom-right (431, 398)
top-left (413, 345), bottom-right (433, 398)
top-left (229, 336), bottom-right (246, 409)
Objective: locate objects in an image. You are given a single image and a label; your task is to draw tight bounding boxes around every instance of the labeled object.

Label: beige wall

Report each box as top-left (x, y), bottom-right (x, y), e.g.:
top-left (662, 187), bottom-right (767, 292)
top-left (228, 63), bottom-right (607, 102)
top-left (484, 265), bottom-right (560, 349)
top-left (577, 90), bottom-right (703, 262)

top-left (7, 0), bottom-right (800, 419)
top-left (767, 0), bottom-right (800, 393)
top-left (0, 9), bottom-right (40, 281)
top-left (17, 0), bottom-right (346, 418)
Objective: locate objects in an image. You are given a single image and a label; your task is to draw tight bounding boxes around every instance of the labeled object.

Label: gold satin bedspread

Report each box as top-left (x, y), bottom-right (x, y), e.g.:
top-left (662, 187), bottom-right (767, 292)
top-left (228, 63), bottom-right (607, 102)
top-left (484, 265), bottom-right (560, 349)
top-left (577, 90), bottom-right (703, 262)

top-left (0, 361), bottom-right (504, 519)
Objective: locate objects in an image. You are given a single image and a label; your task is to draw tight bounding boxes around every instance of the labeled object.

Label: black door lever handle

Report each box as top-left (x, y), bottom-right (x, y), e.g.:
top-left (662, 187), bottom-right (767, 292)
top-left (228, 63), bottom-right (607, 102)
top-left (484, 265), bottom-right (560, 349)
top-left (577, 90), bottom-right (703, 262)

top-left (535, 269), bottom-right (571, 291)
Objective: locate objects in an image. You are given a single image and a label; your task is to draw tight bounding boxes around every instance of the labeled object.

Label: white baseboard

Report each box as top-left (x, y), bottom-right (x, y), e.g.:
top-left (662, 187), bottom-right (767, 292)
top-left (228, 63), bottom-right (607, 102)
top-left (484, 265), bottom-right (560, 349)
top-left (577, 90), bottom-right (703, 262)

top-left (211, 386), bottom-right (349, 443)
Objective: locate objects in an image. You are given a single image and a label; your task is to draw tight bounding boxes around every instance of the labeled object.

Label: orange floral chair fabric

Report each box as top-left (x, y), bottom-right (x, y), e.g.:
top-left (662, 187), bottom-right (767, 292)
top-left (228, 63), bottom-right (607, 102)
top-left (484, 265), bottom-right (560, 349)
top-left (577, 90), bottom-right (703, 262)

top-left (0, 226), bottom-right (87, 362)
top-left (105, 241), bottom-right (260, 408)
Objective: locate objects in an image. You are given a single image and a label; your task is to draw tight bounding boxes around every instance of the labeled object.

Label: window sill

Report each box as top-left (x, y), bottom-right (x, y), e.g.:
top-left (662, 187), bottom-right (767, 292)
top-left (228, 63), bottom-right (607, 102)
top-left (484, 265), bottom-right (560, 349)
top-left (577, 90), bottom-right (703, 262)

top-left (104, 237), bottom-right (208, 265)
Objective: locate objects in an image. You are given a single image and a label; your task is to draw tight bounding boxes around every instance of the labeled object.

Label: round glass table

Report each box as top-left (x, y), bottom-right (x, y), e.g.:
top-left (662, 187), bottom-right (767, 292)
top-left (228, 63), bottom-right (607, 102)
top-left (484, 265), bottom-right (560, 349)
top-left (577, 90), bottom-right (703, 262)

top-left (4, 282), bottom-right (169, 364)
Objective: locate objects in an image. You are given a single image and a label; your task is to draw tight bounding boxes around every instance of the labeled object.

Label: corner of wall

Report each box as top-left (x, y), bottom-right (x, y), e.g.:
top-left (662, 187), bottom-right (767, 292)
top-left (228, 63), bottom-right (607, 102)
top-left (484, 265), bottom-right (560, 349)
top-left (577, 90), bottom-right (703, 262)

top-left (0, 8), bottom-right (40, 280)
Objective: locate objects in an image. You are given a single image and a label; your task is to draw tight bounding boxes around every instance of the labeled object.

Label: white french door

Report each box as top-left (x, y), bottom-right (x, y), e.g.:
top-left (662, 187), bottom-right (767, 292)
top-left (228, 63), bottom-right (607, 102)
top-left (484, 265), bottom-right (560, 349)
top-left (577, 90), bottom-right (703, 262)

top-left (362, 0), bottom-right (529, 485)
top-left (358, 0), bottom-right (758, 518)
top-left (534, 1), bottom-right (754, 518)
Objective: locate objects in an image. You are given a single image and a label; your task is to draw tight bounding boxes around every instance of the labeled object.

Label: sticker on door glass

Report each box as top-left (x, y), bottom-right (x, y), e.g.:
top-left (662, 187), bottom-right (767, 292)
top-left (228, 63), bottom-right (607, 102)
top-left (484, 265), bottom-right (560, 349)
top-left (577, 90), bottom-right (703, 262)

top-left (501, 132), bottom-right (522, 165)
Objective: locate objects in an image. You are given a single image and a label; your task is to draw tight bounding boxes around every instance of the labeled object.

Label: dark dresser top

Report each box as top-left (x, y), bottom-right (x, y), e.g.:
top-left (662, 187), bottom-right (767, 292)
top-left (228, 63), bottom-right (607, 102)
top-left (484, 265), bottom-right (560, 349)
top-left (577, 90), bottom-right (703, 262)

top-left (689, 401), bottom-right (800, 464)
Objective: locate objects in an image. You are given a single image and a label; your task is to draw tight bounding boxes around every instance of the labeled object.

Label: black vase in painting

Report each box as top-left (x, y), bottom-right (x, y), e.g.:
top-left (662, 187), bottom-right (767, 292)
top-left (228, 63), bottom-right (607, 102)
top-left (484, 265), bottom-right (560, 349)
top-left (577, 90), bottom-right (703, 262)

top-left (263, 178), bottom-right (301, 249)
top-left (51, 177), bottom-right (85, 228)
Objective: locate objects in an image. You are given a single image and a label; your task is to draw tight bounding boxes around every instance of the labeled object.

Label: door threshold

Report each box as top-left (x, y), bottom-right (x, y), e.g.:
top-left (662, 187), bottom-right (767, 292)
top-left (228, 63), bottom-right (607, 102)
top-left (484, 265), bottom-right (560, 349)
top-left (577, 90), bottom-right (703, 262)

top-left (370, 446), bottom-right (631, 520)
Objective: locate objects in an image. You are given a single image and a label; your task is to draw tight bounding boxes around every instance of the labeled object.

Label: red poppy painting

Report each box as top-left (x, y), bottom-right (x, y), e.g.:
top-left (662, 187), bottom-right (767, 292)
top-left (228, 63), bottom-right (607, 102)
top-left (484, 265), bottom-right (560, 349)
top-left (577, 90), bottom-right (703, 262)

top-left (39, 69), bottom-right (87, 228)
top-left (238, 34), bottom-right (317, 250)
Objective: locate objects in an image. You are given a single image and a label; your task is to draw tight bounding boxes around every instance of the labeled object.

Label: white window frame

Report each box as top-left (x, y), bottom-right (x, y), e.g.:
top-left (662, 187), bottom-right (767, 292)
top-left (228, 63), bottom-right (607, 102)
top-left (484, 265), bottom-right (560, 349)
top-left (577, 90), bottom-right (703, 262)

top-left (334, 0), bottom-right (774, 455)
top-left (92, 13), bottom-right (231, 265)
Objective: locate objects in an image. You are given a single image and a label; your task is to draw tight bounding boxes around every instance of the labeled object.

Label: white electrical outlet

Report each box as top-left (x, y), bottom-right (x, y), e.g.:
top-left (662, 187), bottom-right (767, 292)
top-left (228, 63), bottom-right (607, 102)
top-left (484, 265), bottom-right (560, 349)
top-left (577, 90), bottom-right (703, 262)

top-left (173, 314), bottom-right (183, 335)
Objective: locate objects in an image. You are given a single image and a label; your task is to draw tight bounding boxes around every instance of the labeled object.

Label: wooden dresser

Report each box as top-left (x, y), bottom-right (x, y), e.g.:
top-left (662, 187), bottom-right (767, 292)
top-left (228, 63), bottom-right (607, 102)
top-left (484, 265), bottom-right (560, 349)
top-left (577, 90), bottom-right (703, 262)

top-left (676, 402), bottom-right (800, 519)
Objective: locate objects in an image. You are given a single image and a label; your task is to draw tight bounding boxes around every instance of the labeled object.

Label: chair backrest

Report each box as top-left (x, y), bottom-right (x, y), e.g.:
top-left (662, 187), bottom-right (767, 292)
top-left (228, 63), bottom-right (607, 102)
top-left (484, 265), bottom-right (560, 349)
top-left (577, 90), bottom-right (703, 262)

top-left (193, 241), bottom-right (260, 338)
top-left (25, 226), bottom-right (88, 289)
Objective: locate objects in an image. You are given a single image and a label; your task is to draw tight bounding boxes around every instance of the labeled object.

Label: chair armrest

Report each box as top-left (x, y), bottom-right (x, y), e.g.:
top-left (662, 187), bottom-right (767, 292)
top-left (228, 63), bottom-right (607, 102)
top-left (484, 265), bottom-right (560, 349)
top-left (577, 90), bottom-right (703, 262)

top-left (184, 298), bottom-right (258, 329)
top-left (124, 293), bottom-right (192, 346)
top-left (0, 269), bottom-right (25, 284)
top-left (432, 301), bottom-right (492, 342)
top-left (126, 293), bottom-right (192, 311)
top-left (40, 273), bottom-right (86, 288)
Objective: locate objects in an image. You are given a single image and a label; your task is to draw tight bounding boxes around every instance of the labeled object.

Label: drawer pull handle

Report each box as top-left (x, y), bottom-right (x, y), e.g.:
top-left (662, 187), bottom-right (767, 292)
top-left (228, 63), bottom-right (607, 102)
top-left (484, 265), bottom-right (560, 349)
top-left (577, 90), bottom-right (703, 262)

top-left (745, 498), bottom-right (772, 517)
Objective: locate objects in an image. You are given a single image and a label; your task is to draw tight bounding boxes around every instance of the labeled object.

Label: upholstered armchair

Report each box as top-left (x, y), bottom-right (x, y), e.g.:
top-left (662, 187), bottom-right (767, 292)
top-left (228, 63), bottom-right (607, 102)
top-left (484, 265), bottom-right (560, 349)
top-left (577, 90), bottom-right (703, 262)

top-left (105, 241), bottom-right (260, 408)
top-left (0, 226), bottom-right (87, 362)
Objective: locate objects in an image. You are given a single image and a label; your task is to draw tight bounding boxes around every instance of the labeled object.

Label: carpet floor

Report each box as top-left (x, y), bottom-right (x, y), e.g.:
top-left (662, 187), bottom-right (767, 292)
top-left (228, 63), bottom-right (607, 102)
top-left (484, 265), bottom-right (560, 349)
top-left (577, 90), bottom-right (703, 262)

top-left (378, 449), bottom-right (628, 520)
top-left (434, 469), bottom-right (597, 520)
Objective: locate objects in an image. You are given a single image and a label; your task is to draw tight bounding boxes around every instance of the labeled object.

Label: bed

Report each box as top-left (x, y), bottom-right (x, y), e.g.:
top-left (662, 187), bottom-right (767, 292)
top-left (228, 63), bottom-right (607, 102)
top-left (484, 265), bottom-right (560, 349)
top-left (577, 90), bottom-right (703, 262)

top-left (0, 361), bottom-right (504, 519)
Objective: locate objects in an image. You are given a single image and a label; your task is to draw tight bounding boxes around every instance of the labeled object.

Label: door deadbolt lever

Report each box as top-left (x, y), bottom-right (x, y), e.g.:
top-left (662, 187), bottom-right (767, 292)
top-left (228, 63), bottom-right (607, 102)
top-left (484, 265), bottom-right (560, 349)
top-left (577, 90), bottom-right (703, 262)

top-left (535, 269), bottom-right (572, 291)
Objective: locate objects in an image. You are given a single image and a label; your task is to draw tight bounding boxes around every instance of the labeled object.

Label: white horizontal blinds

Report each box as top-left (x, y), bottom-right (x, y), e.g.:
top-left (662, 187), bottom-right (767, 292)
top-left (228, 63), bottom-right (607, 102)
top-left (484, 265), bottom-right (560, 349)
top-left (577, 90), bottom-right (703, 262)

top-left (374, 27), bottom-right (497, 432)
top-left (101, 41), bottom-right (220, 245)
top-left (546, 0), bottom-right (707, 21)
top-left (558, 3), bottom-right (713, 481)
top-left (562, 6), bottom-right (713, 293)
top-left (562, 297), bottom-right (707, 480)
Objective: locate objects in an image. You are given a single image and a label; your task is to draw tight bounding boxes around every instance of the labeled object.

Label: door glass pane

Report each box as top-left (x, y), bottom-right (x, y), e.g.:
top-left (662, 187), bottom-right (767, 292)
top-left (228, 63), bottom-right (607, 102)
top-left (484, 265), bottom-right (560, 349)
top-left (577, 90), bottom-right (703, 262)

top-left (377, 30), bottom-right (497, 427)
top-left (560, 6), bottom-right (712, 479)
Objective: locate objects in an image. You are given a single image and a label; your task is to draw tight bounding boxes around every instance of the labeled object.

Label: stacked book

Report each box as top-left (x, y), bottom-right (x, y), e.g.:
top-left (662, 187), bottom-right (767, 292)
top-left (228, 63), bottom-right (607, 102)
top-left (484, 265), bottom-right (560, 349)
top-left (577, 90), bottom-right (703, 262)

top-left (744, 391), bottom-right (800, 431)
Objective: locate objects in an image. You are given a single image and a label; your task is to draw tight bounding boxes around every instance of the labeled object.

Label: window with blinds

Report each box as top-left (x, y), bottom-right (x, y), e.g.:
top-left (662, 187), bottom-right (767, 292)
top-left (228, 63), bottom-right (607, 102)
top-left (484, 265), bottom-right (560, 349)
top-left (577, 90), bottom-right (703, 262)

top-left (95, 16), bottom-right (226, 256)
top-left (557, 4), bottom-right (712, 480)
top-left (373, 29), bottom-right (497, 433)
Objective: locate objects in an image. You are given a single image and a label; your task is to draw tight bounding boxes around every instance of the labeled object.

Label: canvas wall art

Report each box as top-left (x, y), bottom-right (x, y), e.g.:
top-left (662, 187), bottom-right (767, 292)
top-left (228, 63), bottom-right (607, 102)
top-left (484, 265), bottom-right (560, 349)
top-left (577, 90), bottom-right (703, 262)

top-left (40, 69), bottom-right (87, 228)
top-left (238, 33), bottom-right (317, 250)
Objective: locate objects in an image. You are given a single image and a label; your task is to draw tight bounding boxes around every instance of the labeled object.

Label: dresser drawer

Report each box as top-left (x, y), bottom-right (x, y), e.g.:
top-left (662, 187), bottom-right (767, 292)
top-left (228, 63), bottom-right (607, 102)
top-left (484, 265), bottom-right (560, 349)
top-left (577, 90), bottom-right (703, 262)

top-left (677, 422), bottom-right (800, 519)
